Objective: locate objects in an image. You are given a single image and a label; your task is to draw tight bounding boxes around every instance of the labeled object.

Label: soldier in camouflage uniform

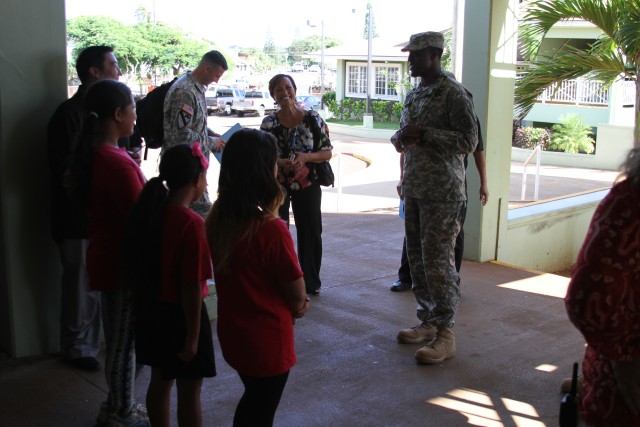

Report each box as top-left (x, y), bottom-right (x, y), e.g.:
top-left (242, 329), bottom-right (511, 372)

top-left (163, 50), bottom-right (228, 217)
top-left (391, 31), bottom-right (478, 364)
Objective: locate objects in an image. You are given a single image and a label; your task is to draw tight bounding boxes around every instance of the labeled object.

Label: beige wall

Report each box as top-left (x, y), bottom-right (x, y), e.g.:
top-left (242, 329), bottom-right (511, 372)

top-left (0, 0), bottom-right (67, 356)
top-left (459, 0), bottom-right (519, 263)
top-left (499, 197), bottom-right (601, 272)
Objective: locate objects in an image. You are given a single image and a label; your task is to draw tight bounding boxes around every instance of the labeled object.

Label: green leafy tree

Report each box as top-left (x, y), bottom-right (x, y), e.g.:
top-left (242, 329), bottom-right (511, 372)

top-left (67, 16), bottom-right (138, 78)
top-left (548, 114), bottom-right (595, 153)
top-left (132, 21), bottom-right (179, 79)
top-left (287, 35), bottom-right (341, 63)
top-left (240, 47), bottom-right (276, 72)
top-left (363, 2), bottom-right (379, 39)
top-left (134, 6), bottom-right (153, 24)
top-left (128, 21), bottom-right (210, 78)
top-left (515, 0), bottom-right (640, 131)
top-left (68, 15), bottom-right (219, 85)
top-left (264, 27), bottom-right (276, 56)
top-left (441, 29), bottom-right (452, 73)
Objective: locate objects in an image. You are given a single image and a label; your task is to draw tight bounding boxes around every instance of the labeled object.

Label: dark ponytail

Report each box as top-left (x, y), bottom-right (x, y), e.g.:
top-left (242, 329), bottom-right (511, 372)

top-left (125, 177), bottom-right (168, 298)
top-left (126, 144), bottom-right (206, 298)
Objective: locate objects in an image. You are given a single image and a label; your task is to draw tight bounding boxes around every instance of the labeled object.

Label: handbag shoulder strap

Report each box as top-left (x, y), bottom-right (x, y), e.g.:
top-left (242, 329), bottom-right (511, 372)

top-left (304, 111), bottom-right (322, 151)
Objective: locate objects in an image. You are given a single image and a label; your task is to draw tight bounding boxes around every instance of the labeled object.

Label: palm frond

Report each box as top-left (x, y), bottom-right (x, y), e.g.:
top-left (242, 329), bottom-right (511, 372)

top-left (519, 0), bottom-right (628, 61)
top-left (617, 1), bottom-right (640, 63)
top-left (515, 46), bottom-right (628, 119)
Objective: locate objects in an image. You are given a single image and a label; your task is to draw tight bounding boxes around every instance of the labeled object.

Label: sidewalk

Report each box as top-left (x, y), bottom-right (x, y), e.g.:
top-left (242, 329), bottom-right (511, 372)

top-left (321, 136), bottom-right (618, 214)
top-left (140, 115), bottom-right (619, 215)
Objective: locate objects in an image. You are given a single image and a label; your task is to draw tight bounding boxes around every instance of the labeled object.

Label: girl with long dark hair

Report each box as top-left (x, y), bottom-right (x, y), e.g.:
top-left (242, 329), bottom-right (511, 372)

top-left (127, 143), bottom-right (215, 427)
top-left (206, 128), bottom-right (309, 426)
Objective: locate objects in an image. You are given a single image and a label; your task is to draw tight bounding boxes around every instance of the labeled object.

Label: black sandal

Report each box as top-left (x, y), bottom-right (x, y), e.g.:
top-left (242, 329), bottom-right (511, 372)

top-left (311, 288), bottom-right (321, 296)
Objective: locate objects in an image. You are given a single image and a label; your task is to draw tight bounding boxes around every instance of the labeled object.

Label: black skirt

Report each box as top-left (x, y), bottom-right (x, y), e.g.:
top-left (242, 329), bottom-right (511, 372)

top-left (136, 300), bottom-right (216, 380)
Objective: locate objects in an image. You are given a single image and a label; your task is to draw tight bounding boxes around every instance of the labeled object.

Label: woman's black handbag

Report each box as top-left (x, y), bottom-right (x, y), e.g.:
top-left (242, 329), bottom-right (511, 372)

top-left (305, 111), bottom-right (335, 187)
top-left (315, 161), bottom-right (335, 187)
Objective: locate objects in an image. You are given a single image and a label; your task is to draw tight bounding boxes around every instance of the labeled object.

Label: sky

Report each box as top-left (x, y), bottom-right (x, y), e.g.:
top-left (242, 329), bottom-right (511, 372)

top-left (65, 0), bottom-right (454, 49)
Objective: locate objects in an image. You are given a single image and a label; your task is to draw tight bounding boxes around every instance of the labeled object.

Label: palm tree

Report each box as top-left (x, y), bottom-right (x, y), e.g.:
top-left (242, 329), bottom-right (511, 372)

top-left (516, 0), bottom-right (640, 141)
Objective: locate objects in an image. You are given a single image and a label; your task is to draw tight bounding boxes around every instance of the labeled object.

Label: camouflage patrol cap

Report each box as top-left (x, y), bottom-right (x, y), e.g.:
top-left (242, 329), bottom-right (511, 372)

top-left (400, 31), bottom-right (444, 52)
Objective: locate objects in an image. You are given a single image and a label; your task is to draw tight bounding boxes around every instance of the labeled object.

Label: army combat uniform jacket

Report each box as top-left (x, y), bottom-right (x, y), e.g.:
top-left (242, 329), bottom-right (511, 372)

top-left (162, 72), bottom-right (217, 157)
top-left (162, 72), bottom-right (216, 217)
top-left (391, 74), bottom-right (478, 201)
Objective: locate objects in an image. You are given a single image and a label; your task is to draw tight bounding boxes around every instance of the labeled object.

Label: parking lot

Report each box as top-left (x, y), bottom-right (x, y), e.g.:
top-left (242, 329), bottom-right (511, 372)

top-left (216, 67), bottom-right (335, 95)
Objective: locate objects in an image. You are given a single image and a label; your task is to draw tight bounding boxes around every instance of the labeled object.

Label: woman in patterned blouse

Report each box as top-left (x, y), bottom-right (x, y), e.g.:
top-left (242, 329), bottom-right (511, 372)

top-left (565, 143), bottom-right (640, 426)
top-left (260, 74), bottom-right (333, 295)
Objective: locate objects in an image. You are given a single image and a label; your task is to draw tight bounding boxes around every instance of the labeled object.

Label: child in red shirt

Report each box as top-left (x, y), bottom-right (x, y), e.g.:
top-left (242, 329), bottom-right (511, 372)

top-left (69, 80), bottom-right (148, 426)
top-left (206, 128), bottom-right (309, 426)
top-left (127, 143), bottom-right (215, 427)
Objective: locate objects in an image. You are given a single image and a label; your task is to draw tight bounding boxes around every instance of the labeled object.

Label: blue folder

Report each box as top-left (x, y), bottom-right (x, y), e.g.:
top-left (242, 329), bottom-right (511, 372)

top-left (213, 123), bottom-right (243, 163)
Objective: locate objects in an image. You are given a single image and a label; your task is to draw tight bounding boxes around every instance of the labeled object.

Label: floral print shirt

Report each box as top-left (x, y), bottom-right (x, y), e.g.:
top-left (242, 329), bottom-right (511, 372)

top-left (260, 110), bottom-right (332, 191)
top-left (565, 178), bottom-right (640, 426)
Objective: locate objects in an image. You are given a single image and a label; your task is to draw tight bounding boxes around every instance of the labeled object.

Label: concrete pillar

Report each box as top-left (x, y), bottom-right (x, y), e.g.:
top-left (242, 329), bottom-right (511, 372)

top-left (458, 0), bottom-right (518, 262)
top-left (363, 114), bottom-right (374, 129)
top-left (0, 0), bottom-right (67, 356)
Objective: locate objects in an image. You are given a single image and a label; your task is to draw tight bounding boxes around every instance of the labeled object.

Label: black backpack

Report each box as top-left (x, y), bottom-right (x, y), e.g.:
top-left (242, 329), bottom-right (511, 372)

top-left (135, 77), bottom-right (177, 150)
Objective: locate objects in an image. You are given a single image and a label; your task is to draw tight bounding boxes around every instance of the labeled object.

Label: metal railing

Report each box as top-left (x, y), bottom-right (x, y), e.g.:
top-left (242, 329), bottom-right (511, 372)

top-left (622, 80), bottom-right (636, 106)
top-left (521, 143), bottom-right (543, 201)
top-left (538, 78), bottom-right (608, 106)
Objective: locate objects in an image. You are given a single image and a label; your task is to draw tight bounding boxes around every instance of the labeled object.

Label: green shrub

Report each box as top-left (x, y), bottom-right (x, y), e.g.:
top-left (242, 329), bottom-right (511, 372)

top-left (351, 99), bottom-right (366, 120)
top-left (340, 98), bottom-right (355, 120)
top-left (512, 126), bottom-right (551, 150)
top-left (391, 102), bottom-right (403, 122)
top-left (322, 91), bottom-right (336, 106)
top-left (548, 114), bottom-right (595, 154)
top-left (326, 97), bottom-right (402, 123)
top-left (371, 100), bottom-right (388, 121)
top-left (371, 100), bottom-right (401, 122)
top-left (327, 99), bottom-right (340, 117)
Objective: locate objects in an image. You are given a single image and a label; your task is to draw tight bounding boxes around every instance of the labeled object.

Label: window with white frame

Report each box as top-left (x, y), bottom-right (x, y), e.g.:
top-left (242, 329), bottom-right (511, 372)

top-left (347, 64), bottom-right (368, 96)
top-left (375, 66), bottom-right (399, 97)
top-left (345, 62), bottom-right (402, 100)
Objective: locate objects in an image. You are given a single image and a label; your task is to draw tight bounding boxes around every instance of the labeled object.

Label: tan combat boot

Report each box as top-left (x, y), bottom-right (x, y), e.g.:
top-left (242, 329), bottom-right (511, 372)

top-left (415, 327), bottom-right (456, 364)
top-left (397, 323), bottom-right (437, 344)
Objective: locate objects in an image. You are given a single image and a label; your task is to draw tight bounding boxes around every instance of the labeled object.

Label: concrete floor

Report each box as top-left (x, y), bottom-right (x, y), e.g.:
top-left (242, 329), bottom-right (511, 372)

top-left (1, 121), bottom-right (601, 426)
top-left (0, 209), bottom-right (585, 426)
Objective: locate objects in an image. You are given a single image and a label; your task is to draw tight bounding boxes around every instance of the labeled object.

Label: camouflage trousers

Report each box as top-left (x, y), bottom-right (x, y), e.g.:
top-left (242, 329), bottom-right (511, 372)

top-left (404, 197), bottom-right (465, 328)
top-left (190, 189), bottom-right (212, 219)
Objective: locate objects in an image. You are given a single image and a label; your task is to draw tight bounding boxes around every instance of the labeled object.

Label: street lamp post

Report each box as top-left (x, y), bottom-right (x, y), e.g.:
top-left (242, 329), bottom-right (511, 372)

top-left (320, 20), bottom-right (325, 110)
top-left (366, 3), bottom-right (372, 114)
